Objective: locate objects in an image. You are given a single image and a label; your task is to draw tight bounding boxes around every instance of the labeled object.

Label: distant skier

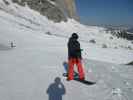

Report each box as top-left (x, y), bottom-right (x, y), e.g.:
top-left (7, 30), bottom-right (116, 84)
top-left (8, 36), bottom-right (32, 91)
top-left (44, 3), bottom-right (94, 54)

top-left (67, 33), bottom-right (85, 81)
top-left (10, 41), bottom-right (16, 48)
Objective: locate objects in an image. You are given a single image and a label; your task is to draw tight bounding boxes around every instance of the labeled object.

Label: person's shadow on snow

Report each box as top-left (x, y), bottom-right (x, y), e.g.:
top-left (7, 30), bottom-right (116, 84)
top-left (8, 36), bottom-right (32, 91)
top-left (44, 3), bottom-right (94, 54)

top-left (47, 77), bottom-right (66, 100)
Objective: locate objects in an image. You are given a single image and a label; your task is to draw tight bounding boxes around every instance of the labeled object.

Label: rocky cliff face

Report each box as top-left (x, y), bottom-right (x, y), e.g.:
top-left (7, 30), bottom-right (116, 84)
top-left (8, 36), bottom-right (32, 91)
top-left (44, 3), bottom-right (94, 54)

top-left (54, 0), bottom-right (79, 21)
top-left (11, 0), bottom-right (79, 22)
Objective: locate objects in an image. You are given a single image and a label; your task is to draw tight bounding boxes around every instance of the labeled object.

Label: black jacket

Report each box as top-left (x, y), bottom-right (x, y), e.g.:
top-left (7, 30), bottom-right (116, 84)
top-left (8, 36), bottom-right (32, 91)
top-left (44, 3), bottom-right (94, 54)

top-left (68, 37), bottom-right (82, 59)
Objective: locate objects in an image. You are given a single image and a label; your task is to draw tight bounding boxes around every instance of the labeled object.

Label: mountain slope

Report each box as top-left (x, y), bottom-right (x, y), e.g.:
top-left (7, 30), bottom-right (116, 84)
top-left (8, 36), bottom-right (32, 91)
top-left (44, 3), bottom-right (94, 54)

top-left (0, 1), bottom-right (133, 100)
top-left (10, 0), bottom-right (79, 22)
top-left (0, 13), bottom-right (133, 100)
top-left (0, 0), bottom-right (133, 64)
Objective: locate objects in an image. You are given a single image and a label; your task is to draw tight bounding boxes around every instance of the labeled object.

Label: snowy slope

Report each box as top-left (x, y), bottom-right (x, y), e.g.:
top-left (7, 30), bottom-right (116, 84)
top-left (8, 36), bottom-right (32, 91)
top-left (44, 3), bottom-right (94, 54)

top-left (0, 0), bottom-right (133, 50)
top-left (0, 0), bottom-right (133, 63)
top-left (0, 0), bottom-right (133, 100)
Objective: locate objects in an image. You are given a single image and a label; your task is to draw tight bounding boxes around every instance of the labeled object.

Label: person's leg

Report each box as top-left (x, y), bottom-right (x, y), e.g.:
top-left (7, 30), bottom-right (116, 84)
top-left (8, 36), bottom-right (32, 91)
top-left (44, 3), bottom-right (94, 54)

top-left (68, 58), bottom-right (75, 80)
top-left (76, 59), bottom-right (85, 80)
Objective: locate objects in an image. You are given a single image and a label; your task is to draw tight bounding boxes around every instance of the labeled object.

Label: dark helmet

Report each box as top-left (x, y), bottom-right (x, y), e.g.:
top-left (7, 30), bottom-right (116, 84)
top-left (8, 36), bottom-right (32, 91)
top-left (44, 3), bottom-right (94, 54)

top-left (72, 33), bottom-right (79, 39)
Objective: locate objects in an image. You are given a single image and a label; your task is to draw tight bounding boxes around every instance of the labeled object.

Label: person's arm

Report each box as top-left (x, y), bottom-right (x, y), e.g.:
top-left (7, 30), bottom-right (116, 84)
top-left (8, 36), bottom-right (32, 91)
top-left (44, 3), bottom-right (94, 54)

top-left (75, 41), bottom-right (81, 52)
top-left (75, 41), bottom-right (82, 59)
top-left (60, 83), bottom-right (66, 94)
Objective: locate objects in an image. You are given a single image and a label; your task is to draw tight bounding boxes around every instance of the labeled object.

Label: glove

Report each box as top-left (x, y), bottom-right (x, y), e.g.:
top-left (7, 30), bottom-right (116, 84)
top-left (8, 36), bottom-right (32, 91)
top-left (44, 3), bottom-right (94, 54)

top-left (81, 49), bottom-right (83, 51)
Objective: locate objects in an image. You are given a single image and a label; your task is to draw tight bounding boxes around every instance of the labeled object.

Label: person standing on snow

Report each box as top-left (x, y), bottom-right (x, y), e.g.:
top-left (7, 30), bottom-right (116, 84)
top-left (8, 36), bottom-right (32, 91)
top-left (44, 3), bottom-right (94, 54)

top-left (67, 33), bottom-right (85, 81)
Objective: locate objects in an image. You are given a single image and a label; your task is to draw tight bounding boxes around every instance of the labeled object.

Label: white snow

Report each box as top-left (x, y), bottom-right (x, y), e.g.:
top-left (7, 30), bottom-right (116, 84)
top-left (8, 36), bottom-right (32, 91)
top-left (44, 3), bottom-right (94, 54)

top-left (0, 0), bottom-right (133, 100)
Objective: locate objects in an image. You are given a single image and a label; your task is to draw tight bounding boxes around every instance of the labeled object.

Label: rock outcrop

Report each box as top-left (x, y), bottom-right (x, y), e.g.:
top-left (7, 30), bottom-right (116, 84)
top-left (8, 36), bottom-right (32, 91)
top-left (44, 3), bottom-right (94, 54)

top-left (11, 0), bottom-right (79, 22)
